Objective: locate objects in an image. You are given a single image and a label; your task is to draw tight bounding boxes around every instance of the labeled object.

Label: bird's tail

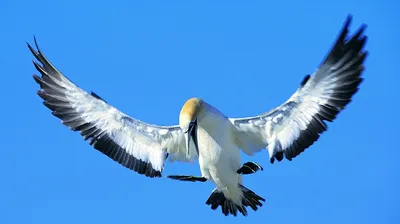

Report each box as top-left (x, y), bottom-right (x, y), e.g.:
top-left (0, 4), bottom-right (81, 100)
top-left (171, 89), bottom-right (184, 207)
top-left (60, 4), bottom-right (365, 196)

top-left (205, 184), bottom-right (265, 216)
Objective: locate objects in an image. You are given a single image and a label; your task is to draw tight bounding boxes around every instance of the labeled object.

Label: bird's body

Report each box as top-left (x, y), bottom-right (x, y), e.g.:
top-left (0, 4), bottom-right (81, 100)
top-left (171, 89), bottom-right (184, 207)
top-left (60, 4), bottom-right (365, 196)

top-left (193, 101), bottom-right (243, 205)
top-left (27, 15), bottom-right (368, 217)
top-left (180, 100), bottom-right (265, 214)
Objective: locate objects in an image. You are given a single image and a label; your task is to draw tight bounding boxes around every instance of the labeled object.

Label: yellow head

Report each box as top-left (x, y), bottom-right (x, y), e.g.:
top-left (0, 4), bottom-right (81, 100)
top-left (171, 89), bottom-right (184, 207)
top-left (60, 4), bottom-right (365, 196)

top-left (179, 97), bottom-right (204, 132)
top-left (179, 97), bottom-right (204, 156)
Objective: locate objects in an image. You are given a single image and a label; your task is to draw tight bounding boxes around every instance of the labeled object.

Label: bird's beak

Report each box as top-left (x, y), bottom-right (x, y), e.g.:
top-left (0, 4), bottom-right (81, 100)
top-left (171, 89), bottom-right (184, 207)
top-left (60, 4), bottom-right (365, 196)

top-left (185, 120), bottom-right (199, 157)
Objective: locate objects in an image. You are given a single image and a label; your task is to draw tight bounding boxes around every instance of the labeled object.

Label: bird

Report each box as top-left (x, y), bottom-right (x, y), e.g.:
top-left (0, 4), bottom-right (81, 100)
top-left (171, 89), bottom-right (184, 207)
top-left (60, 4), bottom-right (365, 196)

top-left (28, 14), bottom-right (368, 217)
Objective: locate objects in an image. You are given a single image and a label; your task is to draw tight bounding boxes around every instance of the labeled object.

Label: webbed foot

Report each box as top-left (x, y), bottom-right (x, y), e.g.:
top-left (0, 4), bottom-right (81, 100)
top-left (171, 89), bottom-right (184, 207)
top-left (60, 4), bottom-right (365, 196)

top-left (237, 162), bottom-right (263, 175)
top-left (167, 175), bottom-right (207, 182)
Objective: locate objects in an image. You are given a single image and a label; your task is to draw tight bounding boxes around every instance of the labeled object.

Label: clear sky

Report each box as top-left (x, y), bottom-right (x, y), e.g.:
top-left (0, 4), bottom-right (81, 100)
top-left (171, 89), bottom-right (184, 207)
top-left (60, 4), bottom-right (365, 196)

top-left (2, 0), bottom-right (398, 223)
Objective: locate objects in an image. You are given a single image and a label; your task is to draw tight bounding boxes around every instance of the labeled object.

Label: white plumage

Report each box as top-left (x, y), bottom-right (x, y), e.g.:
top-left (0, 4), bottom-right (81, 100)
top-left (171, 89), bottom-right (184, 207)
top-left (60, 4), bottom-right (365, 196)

top-left (28, 15), bottom-right (368, 216)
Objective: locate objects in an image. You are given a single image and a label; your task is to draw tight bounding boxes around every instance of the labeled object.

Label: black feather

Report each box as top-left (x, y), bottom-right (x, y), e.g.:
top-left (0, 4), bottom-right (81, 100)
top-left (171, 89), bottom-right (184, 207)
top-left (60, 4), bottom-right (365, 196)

top-left (28, 36), bottom-right (162, 178)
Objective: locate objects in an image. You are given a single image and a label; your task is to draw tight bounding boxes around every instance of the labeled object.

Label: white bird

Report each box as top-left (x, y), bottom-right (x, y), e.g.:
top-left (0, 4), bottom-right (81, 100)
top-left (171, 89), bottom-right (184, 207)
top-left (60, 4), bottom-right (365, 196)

top-left (28, 15), bottom-right (368, 216)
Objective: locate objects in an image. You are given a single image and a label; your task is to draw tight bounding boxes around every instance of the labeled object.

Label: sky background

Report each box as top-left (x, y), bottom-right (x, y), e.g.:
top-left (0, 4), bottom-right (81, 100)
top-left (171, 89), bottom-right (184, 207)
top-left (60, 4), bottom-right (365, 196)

top-left (2, 0), bottom-right (399, 223)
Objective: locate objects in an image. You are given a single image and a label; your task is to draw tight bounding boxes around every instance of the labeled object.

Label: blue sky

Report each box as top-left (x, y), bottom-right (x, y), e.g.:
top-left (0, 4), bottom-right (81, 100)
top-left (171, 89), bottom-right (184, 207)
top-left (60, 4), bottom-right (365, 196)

top-left (2, 0), bottom-right (398, 223)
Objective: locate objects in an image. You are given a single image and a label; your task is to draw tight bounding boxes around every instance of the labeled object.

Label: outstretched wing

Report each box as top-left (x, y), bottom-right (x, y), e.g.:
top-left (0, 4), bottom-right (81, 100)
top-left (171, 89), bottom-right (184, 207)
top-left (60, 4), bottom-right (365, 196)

top-left (28, 37), bottom-right (197, 178)
top-left (230, 15), bottom-right (368, 163)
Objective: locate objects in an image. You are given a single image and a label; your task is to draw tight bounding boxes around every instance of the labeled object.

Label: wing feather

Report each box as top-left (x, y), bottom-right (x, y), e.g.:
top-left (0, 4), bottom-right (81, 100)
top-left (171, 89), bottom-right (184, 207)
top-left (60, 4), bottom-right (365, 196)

top-left (28, 37), bottom-right (196, 178)
top-left (230, 15), bottom-right (368, 163)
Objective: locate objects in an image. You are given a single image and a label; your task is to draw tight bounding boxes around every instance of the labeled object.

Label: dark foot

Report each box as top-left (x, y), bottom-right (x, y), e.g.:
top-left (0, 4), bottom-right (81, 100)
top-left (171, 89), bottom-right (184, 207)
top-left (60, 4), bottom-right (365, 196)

top-left (237, 162), bottom-right (263, 175)
top-left (167, 175), bottom-right (207, 182)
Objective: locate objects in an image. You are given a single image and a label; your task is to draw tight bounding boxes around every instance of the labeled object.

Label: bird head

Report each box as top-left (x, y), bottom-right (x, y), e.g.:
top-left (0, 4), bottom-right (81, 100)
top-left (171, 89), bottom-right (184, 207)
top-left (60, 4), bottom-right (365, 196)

top-left (179, 98), bottom-right (204, 157)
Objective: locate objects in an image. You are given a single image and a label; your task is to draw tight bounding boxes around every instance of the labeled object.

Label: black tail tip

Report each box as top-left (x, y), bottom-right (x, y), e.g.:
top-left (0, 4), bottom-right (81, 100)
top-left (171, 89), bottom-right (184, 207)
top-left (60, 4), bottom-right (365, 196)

top-left (205, 186), bottom-right (265, 217)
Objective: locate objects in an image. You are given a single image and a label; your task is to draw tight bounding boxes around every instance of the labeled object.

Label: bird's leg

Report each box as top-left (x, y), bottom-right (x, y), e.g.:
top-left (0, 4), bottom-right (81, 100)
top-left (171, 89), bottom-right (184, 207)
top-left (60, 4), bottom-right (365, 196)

top-left (167, 175), bottom-right (207, 182)
top-left (237, 162), bottom-right (263, 175)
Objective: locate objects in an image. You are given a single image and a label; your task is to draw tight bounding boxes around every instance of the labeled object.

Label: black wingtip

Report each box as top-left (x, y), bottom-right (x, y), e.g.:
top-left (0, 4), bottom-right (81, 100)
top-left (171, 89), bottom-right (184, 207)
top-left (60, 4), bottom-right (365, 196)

top-left (343, 14), bottom-right (368, 40)
top-left (354, 24), bottom-right (368, 41)
top-left (27, 35), bottom-right (43, 62)
top-left (27, 42), bottom-right (37, 57)
top-left (339, 15), bottom-right (352, 40)
top-left (32, 75), bottom-right (42, 84)
top-left (344, 14), bottom-right (368, 30)
top-left (33, 35), bottom-right (40, 52)
top-left (91, 91), bottom-right (107, 103)
top-left (345, 14), bottom-right (353, 26)
top-left (300, 74), bottom-right (311, 88)
top-left (339, 14), bottom-right (356, 41)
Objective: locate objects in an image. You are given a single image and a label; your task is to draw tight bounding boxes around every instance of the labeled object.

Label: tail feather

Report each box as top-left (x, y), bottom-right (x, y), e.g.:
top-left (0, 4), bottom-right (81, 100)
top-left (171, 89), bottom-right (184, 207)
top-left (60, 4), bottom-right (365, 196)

top-left (205, 184), bottom-right (265, 216)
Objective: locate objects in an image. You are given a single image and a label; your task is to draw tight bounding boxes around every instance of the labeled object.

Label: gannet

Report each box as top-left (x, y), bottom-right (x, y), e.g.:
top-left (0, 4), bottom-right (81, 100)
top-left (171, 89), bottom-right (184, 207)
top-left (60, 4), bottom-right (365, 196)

top-left (28, 15), bottom-right (368, 217)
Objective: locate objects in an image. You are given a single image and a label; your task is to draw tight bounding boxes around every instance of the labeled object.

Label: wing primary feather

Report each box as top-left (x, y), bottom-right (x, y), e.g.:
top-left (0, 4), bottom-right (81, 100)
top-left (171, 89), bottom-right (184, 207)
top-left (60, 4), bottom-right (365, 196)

top-left (231, 15), bottom-right (368, 164)
top-left (271, 15), bottom-right (367, 162)
top-left (300, 74), bottom-right (311, 88)
top-left (91, 91), bottom-right (107, 103)
top-left (29, 37), bottom-right (190, 178)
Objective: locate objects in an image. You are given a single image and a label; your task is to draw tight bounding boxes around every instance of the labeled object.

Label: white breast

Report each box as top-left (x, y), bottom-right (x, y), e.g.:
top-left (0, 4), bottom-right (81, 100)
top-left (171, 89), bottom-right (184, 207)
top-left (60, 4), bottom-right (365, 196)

top-left (196, 109), bottom-right (242, 188)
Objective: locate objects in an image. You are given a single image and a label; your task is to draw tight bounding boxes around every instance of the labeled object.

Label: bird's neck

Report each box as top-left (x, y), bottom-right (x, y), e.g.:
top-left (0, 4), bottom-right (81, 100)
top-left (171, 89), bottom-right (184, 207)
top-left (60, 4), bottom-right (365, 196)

top-left (197, 103), bottom-right (229, 134)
